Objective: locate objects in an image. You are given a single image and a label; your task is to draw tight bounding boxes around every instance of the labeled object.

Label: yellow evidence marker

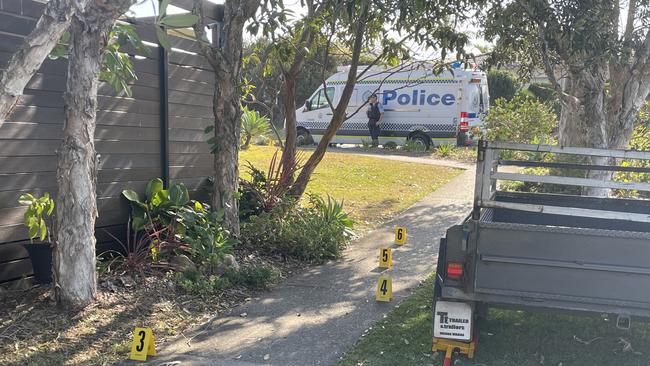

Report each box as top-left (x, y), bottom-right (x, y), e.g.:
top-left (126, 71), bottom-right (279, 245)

top-left (378, 247), bottom-right (392, 268)
top-left (394, 226), bottom-right (407, 245)
top-left (129, 327), bottom-right (156, 361)
top-left (375, 276), bottom-right (393, 302)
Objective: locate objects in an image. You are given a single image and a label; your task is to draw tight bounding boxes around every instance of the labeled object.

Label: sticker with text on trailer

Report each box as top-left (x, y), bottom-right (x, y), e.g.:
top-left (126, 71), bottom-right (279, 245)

top-left (394, 226), bottom-right (407, 245)
top-left (433, 301), bottom-right (473, 341)
top-left (375, 276), bottom-right (392, 302)
top-left (129, 327), bottom-right (156, 361)
top-left (378, 247), bottom-right (392, 268)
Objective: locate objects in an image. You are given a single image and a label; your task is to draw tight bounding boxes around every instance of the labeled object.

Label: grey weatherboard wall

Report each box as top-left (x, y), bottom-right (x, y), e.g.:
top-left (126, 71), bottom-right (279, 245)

top-left (0, 0), bottom-right (216, 287)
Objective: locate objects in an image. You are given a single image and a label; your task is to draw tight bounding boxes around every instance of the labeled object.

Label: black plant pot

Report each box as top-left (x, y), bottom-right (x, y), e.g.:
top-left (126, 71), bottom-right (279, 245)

top-left (23, 243), bottom-right (53, 284)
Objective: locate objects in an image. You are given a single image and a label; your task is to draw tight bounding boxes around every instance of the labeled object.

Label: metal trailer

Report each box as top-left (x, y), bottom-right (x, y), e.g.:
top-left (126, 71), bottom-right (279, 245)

top-left (432, 141), bottom-right (650, 365)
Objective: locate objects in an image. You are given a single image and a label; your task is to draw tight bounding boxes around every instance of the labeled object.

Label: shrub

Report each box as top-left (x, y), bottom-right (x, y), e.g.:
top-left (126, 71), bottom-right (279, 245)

top-left (487, 70), bottom-right (520, 105)
top-left (527, 82), bottom-right (561, 117)
top-left (402, 139), bottom-right (427, 152)
top-left (121, 178), bottom-right (234, 272)
top-left (174, 264), bottom-right (281, 294)
top-left (485, 92), bottom-right (557, 145)
top-left (225, 264), bottom-right (281, 289)
top-left (240, 195), bottom-right (354, 263)
top-left (239, 151), bottom-right (302, 220)
top-left (436, 143), bottom-right (455, 157)
top-left (241, 107), bottom-right (271, 150)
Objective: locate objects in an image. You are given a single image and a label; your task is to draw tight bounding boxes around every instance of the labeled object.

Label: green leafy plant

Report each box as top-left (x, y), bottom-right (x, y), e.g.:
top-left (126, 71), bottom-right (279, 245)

top-left (175, 201), bottom-right (236, 268)
top-left (122, 178), bottom-right (190, 231)
top-left (436, 143), bottom-right (455, 157)
top-left (122, 179), bottom-right (235, 272)
top-left (241, 107), bottom-right (271, 149)
top-left (18, 193), bottom-right (55, 243)
top-left (154, 0), bottom-right (200, 50)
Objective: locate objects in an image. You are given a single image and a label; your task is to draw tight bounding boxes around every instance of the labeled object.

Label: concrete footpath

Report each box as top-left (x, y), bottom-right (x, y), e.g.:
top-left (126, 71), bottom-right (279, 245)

top-left (144, 164), bottom-right (475, 366)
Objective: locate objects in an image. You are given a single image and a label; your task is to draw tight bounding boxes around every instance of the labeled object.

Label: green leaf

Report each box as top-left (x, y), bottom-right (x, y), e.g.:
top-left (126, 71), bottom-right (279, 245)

top-left (45, 200), bottom-right (54, 216)
top-left (194, 201), bottom-right (204, 212)
top-left (159, 14), bottom-right (199, 28)
top-left (18, 193), bottom-right (34, 205)
top-left (39, 218), bottom-right (47, 242)
top-left (204, 125), bottom-right (214, 134)
top-left (169, 184), bottom-right (189, 206)
top-left (145, 178), bottom-right (164, 201)
top-left (132, 216), bottom-right (146, 231)
top-left (156, 26), bottom-right (172, 50)
top-left (122, 189), bottom-right (140, 202)
top-left (28, 225), bottom-right (39, 240)
top-left (152, 190), bottom-right (169, 207)
top-left (159, 0), bottom-right (172, 17)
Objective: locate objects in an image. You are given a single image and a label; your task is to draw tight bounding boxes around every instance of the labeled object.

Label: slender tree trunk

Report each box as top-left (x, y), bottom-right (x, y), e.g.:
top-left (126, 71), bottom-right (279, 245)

top-left (290, 0), bottom-right (370, 198)
top-left (0, 0), bottom-right (86, 125)
top-left (193, 0), bottom-right (260, 236)
top-left (211, 71), bottom-right (242, 235)
top-left (54, 0), bottom-right (132, 308)
top-left (280, 76), bottom-right (298, 170)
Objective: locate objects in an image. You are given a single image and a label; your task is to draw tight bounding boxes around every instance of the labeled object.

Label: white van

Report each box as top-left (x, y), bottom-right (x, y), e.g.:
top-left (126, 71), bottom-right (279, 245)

top-left (295, 64), bottom-right (489, 148)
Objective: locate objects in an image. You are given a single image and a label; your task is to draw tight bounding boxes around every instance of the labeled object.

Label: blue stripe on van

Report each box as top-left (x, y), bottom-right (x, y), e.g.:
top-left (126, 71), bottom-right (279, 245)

top-left (467, 113), bottom-right (477, 118)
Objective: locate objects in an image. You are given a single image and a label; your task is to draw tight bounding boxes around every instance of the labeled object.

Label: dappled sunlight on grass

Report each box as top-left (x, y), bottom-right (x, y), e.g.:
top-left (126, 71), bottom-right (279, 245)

top-left (337, 277), bottom-right (650, 366)
top-left (240, 146), bottom-right (462, 231)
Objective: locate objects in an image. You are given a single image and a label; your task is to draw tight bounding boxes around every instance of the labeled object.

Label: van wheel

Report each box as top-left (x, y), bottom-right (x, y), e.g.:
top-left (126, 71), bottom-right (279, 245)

top-left (408, 133), bottom-right (430, 150)
top-left (297, 129), bottom-right (312, 146)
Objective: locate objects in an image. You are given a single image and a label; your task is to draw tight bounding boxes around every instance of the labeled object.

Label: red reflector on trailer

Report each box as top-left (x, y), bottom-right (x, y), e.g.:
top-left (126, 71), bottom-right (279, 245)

top-left (447, 262), bottom-right (463, 279)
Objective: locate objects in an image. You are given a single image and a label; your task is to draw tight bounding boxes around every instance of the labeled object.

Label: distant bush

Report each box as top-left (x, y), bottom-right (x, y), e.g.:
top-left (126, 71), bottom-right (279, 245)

top-left (485, 92), bottom-right (557, 145)
top-left (527, 82), bottom-right (561, 117)
top-left (487, 70), bottom-right (520, 105)
top-left (240, 194), bottom-right (354, 263)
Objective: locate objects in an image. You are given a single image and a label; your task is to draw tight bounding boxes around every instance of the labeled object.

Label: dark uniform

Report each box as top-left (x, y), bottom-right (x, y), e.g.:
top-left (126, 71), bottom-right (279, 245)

top-left (367, 102), bottom-right (382, 147)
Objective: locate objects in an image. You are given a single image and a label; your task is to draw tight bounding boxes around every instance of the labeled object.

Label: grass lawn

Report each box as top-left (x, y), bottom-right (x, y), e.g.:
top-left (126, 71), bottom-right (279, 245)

top-left (240, 146), bottom-right (462, 231)
top-left (338, 277), bottom-right (650, 366)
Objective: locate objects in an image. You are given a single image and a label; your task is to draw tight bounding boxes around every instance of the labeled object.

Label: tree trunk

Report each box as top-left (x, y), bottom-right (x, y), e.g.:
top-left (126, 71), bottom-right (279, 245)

top-left (211, 71), bottom-right (242, 235)
top-left (290, 0), bottom-right (370, 198)
top-left (558, 75), bottom-right (587, 147)
top-left (192, 0), bottom-right (259, 236)
top-left (0, 0), bottom-right (85, 125)
top-left (280, 76), bottom-right (298, 171)
top-left (54, 0), bottom-right (132, 308)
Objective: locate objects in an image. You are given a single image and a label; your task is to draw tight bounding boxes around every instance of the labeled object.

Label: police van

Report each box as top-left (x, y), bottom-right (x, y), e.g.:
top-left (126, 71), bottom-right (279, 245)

top-left (296, 64), bottom-right (489, 148)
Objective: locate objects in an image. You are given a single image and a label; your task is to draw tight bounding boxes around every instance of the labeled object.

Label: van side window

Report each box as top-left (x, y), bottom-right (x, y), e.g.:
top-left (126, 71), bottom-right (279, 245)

top-left (309, 87), bottom-right (335, 110)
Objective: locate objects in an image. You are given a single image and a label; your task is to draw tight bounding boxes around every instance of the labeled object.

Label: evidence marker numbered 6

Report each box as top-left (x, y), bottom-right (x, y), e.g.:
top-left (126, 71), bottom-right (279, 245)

top-left (394, 226), bottom-right (407, 245)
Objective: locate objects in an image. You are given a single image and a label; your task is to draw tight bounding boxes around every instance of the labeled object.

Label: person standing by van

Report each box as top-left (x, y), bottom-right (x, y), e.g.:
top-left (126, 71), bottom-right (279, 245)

top-left (366, 94), bottom-right (384, 147)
